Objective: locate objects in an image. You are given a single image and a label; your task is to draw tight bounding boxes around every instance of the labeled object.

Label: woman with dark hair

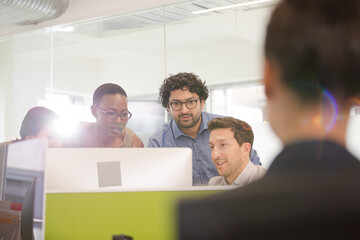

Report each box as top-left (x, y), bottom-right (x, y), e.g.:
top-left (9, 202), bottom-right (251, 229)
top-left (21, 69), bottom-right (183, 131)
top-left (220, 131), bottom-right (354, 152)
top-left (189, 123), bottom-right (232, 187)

top-left (63, 83), bottom-right (143, 148)
top-left (0, 106), bottom-right (61, 147)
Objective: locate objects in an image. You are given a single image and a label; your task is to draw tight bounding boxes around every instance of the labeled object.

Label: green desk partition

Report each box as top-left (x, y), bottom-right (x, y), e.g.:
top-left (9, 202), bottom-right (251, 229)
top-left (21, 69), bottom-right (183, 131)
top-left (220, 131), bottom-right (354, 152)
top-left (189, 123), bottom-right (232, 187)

top-left (45, 189), bottom-right (225, 239)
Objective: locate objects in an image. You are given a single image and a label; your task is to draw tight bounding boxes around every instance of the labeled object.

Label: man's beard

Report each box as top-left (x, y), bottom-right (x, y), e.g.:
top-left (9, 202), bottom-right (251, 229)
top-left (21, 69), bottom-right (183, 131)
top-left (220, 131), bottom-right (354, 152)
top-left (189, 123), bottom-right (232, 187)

top-left (176, 113), bottom-right (201, 129)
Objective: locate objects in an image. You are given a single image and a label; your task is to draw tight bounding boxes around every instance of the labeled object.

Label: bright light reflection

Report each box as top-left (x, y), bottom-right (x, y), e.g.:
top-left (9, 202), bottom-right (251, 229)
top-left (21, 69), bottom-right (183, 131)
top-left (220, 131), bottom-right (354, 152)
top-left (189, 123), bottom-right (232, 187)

top-left (191, 0), bottom-right (278, 14)
top-left (40, 92), bottom-right (94, 138)
top-left (53, 105), bottom-right (94, 138)
top-left (54, 118), bottom-right (79, 138)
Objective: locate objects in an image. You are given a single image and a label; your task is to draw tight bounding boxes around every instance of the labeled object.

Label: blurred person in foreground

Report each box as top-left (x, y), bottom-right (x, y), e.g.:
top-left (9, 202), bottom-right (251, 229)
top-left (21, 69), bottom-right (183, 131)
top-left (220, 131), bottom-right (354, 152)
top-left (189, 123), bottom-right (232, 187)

top-left (208, 117), bottom-right (266, 186)
top-left (64, 83), bottom-right (143, 148)
top-left (0, 106), bottom-right (61, 147)
top-left (178, 0), bottom-right (360, 239)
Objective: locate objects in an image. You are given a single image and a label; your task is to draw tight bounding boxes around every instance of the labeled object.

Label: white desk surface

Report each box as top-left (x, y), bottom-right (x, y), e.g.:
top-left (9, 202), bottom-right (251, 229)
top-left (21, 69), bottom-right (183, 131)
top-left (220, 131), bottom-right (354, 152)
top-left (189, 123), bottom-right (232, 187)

top-left (45, 185), bottom-right (237, 194)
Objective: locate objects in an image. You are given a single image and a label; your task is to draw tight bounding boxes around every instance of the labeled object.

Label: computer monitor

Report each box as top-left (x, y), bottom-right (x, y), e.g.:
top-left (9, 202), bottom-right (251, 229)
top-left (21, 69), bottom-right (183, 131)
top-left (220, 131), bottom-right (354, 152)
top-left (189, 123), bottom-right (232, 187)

top-left (0, 144), bottom-right (8, 198)
top-left (0, 173), bottom-right (36, 240)
top-left (3, 138), bottom-right (47, 240)
top-left (21, 178), bottom-right (36, 240)
top-left (45, 148), bottom-right (192, 191)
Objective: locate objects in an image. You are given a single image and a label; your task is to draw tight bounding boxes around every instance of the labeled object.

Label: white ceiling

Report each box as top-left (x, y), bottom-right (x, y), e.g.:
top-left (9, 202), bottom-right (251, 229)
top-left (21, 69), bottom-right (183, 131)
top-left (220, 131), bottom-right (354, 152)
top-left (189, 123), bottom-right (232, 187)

top-left (50, 5), bottom-right (273, 60)
top-left (0, 0), bottom-right (277, 38)
top-left (0, 0), bottom-right (186, 38)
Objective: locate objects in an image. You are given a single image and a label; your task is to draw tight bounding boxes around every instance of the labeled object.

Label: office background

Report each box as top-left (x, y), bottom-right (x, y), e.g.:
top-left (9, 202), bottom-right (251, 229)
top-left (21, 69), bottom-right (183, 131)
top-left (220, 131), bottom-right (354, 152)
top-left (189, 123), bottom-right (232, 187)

top-left (1, 0), bottom-right (359, 168)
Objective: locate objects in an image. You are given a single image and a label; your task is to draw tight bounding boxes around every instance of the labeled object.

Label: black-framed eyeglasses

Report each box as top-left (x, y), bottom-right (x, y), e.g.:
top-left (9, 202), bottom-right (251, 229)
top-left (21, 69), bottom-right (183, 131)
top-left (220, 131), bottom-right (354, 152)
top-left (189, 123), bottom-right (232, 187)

top-left (96, 106), bottom-right (132, 120)
top-left (168, 98), bottom-right (200, 111)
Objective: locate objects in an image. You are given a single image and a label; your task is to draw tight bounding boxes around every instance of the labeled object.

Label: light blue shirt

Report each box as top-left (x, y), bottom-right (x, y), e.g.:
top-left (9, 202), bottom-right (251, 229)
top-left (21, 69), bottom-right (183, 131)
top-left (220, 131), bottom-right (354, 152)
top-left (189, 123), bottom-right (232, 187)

top-left (148, 112), bottom-right (261, 185)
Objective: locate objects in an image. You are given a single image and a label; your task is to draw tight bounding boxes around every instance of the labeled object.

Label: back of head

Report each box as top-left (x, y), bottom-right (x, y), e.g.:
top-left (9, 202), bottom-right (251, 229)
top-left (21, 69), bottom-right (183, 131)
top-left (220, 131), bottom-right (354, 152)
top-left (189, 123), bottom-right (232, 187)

top-left (208, 117), bottom-right (254, 149)
top-left (20, 107), bottom-right (58, 139)
top-left (265, 0), bottom-right (360, 104)
top-left (159, 72), bottom-right (209, 108)
top-left (93, 83), bottom-right (128, 105)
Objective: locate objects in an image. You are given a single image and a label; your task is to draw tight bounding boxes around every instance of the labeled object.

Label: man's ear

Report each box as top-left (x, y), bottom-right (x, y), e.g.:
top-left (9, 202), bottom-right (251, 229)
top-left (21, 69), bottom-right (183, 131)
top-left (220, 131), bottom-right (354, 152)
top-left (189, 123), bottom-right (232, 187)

top-left (264, 58), bottom-right (277, 99)
top-left (91, 105), bottom-right (97, 118)
top-left (242, 142), bottom-right (252, 157)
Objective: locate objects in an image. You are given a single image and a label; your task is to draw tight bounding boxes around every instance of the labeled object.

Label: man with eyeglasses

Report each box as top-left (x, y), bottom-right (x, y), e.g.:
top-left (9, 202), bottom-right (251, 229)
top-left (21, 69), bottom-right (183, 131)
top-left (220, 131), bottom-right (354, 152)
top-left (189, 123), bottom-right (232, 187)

top-left (64, 83), bottom-right (143, 148)
top-left (148, 72), bottom-right (261, 185)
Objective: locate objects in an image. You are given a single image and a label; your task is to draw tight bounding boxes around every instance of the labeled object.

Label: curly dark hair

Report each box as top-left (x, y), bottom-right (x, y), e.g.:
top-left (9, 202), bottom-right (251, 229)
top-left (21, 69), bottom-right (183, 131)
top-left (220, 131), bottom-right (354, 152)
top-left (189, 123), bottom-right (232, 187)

top-left (158, 72), bottom-right (209, 108)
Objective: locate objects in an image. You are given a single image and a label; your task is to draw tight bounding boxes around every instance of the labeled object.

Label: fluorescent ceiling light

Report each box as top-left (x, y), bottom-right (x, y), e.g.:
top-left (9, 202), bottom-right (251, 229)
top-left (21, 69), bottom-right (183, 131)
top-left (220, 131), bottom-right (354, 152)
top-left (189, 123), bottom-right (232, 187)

top-left (192, 0), bottom-right (277, 14)
top-left (56, 26), bottom-right (75, 32)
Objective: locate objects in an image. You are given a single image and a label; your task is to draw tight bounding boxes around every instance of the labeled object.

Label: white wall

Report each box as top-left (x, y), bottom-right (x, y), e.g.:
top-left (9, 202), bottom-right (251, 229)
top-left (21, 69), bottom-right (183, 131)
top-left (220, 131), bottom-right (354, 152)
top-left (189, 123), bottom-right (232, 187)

top-left (45, 9), bottom-right (266, 98)
top-left (252, 116), bottom-right (360, 169)
top-left (165, 11), bottom-right (265, 85)
top-left (252, 122), bottom-right (282, 169)
top-left (53, 58), bottom-right (101, 94)
top-left (99, 54), bottom-right (165, 98)
top-left (10, 57), bottom-right (50, 139)
top-left (0, 32), bottom-right (52, 140)
top-left (166, 40), bottom-right (262, 84)
top-left (0, 42), bottom-right (10, 140)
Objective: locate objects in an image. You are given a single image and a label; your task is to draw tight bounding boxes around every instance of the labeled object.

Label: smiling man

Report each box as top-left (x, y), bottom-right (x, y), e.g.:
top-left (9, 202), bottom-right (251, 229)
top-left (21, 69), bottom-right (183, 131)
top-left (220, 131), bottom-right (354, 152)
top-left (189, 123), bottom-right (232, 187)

top-left (64, 83), bottom-right (143, 148)
top-left (208, 117), bottom-right (266, 186)
top-left (148, 72), bottom-right (261, 185)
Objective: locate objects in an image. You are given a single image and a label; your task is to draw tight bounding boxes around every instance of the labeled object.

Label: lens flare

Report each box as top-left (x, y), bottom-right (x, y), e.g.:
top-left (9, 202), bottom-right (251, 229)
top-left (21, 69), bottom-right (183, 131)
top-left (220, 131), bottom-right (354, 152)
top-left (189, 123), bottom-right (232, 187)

top-left (322, 89), bottom-right (338, 132)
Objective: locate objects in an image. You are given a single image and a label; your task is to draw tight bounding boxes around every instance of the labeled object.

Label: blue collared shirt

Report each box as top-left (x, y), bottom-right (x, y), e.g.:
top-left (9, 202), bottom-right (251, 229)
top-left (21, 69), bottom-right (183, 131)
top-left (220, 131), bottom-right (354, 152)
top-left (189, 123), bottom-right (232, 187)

top-left (148, 112), bottom-right (261, 185)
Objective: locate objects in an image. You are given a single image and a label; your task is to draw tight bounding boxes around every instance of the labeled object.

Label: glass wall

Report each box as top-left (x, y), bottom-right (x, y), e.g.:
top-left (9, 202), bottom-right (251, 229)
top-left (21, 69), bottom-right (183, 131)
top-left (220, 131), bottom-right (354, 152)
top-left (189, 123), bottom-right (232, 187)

top-left (0, 1), bottom-right (276, 141)
top-left (0, 30), bottom-right (52, 140)
top-left (0, 1), bottom-right (287, 166)
top-left (2, 0), bottom-right (359, 166)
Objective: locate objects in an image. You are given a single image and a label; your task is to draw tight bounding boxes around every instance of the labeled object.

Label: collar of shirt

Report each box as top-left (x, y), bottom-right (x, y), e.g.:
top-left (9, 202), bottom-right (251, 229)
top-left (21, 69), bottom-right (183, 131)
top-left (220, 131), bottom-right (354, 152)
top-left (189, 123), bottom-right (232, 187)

top-left (171, 112), bottom-right (209, 139)
top-left (233, 161), bottom-right (256, 186)
top-left (219, 161), bottom-right (255, 186)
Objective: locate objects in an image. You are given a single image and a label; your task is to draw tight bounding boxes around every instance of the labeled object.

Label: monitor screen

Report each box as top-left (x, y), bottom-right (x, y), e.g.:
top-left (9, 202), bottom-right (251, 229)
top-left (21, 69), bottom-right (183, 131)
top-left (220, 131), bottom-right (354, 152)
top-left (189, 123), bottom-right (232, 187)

top-left (45, 148), bottom-right (192, 191)
top-left (21, 178), bottom-right (36, 240)
top-left (4, 138), bottom-right (47, 240)
top-left (0, 144), bottom-right (8, 198)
